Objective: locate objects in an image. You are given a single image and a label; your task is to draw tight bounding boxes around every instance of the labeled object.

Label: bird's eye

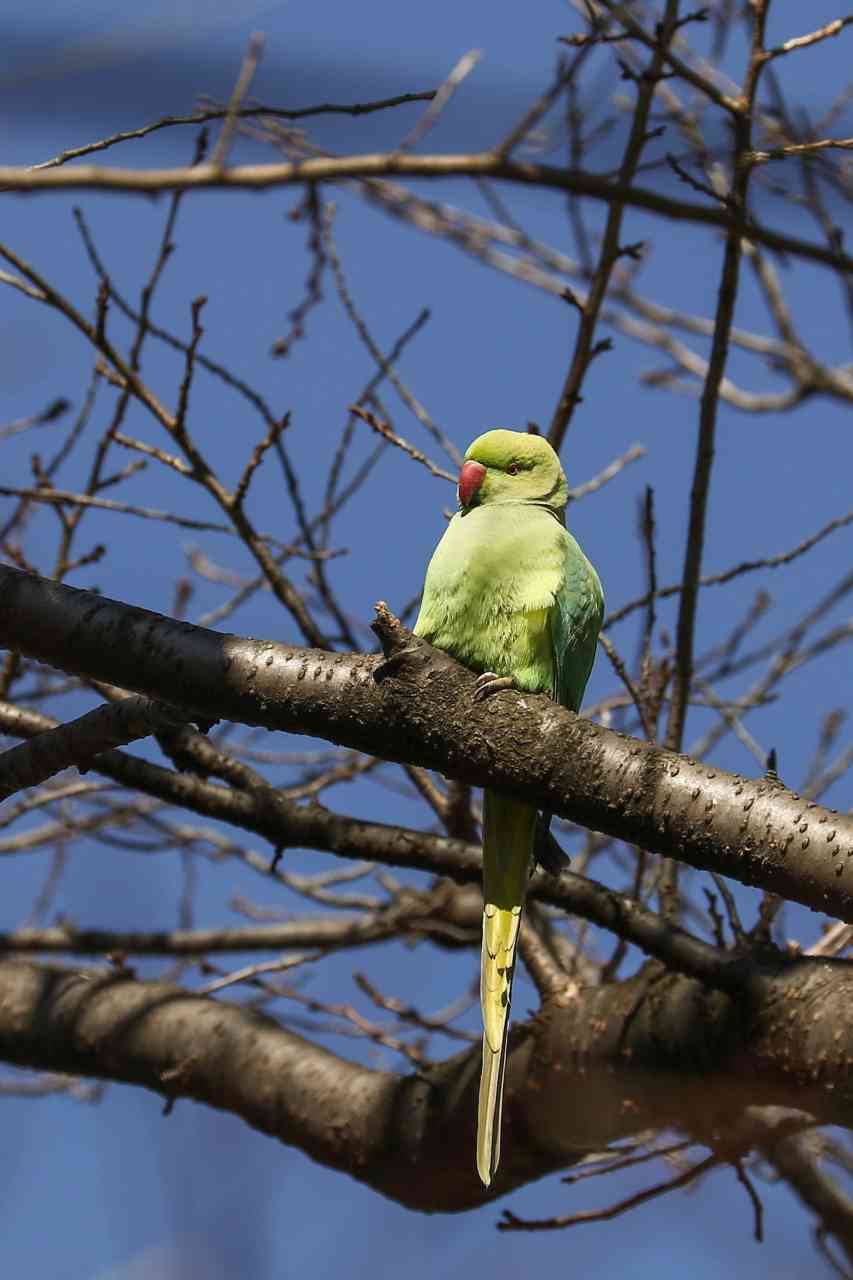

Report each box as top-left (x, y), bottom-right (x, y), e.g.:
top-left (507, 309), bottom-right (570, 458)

top-left (506, 463), bottom-right (520, 476)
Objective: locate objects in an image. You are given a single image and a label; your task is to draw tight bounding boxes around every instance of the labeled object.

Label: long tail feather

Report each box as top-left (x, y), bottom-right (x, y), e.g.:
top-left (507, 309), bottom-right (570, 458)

top-left (477, 902), bottom-right (520, 1185)
top-left (476, 789), bottom-right (537, 1187)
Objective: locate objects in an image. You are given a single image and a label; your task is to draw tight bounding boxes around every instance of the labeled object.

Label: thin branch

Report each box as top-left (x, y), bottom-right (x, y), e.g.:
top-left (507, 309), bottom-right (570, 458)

top-left (0, 239), bottom-right (327, 648)
top-left (598, 634), bottom-right (656, 739)
top-left (593, 0), bottom-right (741, 115)
top-left (733, 1157), bottom-right (764, 1243)
top-left (0, 484), bottom-right (289, 541)
top-left (517, 918), bottom-right (570, 998)
top-left (665, 3), bottom-right (771, 757)
top-left (0, 398), bottom-right (70, 442)
top-left (233, 413), bottom-right (291, 510)
top-left (500, 1153), bottom-right (719, 1231)
top-left (324, 207), bottom-right (461, 465)
top-left (562, 1138), bottom-right (696, 1184)
top-left (0, 697), bottom-right (187, 801)
top-left (31, 94), bottom-right (438, 171)
top-left (348, 406), bottom-right (456, 482)
top-left (0, 894), bottom-right (468, 959)
top-left (747, 136), bottom-right (853, 165)
top-left (549, 0), bottom-right (683, 447)
top-left (210, 34), bottom-right (265, 169)
top-left (397, 50), bottom-right (482, 152)
top-left (762, 16), bottom-right (853, 62)
top-left (696, 679), bottom-right (768, 768)
top-left (807, 923), bottom-right (853, 959)
top-left (605, 507), bottom-right (853, 629)
top-left (568, 443), bottom-right (646, 500)
top-left (354, 972), bottom-right (478, 1043)
top-left (199, 953), bottom-right (314, 994)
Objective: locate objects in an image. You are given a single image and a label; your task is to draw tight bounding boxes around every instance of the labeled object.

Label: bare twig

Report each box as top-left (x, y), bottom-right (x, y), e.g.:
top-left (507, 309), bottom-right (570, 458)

top-left (199, 953), bottom-right (315, 995)
top-left (397, 50), bottom-right (482, 152)
top-left (568, 443), bottom-right (646, 500)
top-left (348, 406), bottom-right (456, 482)
top-left (549, 1), bottom-right (683, 447)
top-left (0, 398), bottom-right (70, 442)
top-left (664, 3), bottom-right (770, 756)
top-left (598, 634), bottom-right (656, 740)
top-left (324, 207), bottom-right (462, 465)
top-left (762, 16), bottom-right (853, 62)
top-left (500, 1153), bottom-right (719, 1231)
top-left (32, 94), bottom-right (437, 171)
top-left (210, 34), bottom-right (265, 169)
top-left (605, 508), bottom-right (853, 629)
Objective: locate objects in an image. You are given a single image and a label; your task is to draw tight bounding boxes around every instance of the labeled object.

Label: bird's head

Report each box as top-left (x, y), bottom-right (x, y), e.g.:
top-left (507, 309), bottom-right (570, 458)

top-left (457, 429), bottom-right (568, 515)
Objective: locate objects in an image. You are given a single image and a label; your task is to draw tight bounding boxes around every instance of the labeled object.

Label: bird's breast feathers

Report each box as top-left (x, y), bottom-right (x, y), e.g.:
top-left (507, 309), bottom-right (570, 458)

top-left (414, 504), bottom-right (573, 692)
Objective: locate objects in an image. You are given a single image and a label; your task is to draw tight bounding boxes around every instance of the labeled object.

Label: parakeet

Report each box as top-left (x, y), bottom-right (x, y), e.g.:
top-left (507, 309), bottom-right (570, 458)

top-left (413, 429), bottom-right (603, 1187)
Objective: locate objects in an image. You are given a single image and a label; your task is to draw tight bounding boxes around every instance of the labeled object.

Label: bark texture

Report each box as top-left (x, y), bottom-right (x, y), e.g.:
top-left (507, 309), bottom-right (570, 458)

top-left (2, 953), bottom-right (853, 1212)
top-left (1, 566), bottom-right (851, 922)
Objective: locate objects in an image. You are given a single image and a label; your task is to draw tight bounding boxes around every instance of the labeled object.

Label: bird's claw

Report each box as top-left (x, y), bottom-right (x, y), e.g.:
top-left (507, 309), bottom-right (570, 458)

top-left (472, 671), bottom-right (516, 703)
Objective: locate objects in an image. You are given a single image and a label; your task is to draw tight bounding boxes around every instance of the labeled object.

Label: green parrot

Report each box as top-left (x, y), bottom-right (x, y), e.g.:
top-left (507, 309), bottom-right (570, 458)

top-left (413, 428), bottom-right (603, 1187)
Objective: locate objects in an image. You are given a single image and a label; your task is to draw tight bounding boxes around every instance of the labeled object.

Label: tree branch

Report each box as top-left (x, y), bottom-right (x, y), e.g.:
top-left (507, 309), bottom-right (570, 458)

top-left (1, 155), bottom-right (850, 274)
top-left (0, 695), bottom-right (187, 800)
top-left (2, 950), bottom-right (853, 1211)
top-left (1, 567), bottom-right (852, 923)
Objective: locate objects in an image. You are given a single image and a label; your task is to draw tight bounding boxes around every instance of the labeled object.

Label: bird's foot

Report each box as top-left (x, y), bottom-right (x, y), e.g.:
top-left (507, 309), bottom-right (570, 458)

top-left (472, 671), bottom-right (516, 703)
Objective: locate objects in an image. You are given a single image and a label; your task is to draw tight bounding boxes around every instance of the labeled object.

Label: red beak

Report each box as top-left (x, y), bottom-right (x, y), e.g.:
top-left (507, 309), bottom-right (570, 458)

top-left (458, 460), bottom-right (486, 508)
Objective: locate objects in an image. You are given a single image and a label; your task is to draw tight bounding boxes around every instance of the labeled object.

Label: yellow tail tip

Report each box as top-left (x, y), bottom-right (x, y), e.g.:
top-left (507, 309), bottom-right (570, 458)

top-left (476, 902), bottom-right (521, 1187)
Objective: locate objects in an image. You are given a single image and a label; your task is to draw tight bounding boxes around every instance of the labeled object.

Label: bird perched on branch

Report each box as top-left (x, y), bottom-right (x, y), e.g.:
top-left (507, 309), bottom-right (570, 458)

top-left (414, 428), bottom-right (603, 1186)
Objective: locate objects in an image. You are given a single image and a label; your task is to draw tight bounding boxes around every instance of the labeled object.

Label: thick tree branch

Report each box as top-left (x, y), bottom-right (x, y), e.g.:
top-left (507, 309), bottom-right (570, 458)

top-left (2, 951), bottom-right (853, 1212)
top-left (1, 567), bottom-right (852, 923)
top-left (0, 958), bottom-right (424, 1194)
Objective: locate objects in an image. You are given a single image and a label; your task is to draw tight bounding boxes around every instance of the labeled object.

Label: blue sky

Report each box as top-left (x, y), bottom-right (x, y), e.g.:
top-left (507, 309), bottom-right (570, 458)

top-left (1, 1), bottom-right (852, 1276)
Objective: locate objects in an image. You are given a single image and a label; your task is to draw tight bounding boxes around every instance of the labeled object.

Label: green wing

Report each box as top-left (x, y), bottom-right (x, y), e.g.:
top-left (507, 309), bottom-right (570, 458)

top-left (550, 536), bottom-right (604, 712)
